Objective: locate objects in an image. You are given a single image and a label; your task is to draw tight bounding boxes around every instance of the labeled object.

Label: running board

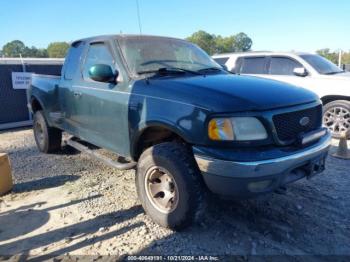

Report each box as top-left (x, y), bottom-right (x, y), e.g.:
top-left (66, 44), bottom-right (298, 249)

top-left (65, 139), bottom-right (136, 170)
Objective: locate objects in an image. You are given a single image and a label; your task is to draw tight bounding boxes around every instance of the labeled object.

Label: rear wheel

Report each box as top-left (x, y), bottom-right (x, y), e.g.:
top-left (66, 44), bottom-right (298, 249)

top-left (33, 111), bottom-right (62, 153)
top-left (136, 142), bottom-right (205, 230)
top-left (323, 100), bottom-right (350, 138)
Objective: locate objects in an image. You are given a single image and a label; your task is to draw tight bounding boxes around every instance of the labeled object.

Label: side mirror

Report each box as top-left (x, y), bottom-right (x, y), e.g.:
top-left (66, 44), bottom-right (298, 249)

top-left (293, 67), bottom-right (308, 77)
top-left (89, 64), bottom-right (118, 83)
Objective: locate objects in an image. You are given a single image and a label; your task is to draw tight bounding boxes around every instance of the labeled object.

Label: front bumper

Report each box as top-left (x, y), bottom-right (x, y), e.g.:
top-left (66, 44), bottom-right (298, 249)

top-left (194, 132), bottom-right (332, 198)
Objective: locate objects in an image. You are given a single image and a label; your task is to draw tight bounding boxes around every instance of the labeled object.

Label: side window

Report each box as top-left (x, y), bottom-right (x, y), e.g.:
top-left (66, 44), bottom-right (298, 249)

top-left (64, 42), bottom-right (84, 80)
top-left (269, 57), bottom-right (303, 75)
top-left (82, 43), bottom-right (115, 80)
top-left (213, 57), bottom-right (229, 65)
top-left (240, 57), bottom-right (267, 74)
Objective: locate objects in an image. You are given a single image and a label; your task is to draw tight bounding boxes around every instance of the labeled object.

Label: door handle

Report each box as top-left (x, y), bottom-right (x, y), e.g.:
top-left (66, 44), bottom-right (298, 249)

top-left (73, 91), bottom-right (82, 97)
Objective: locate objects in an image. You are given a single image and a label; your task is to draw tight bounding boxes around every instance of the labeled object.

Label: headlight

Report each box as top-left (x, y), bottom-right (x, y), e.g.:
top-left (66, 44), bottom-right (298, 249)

top-left (208, 117), bottom-right (267, 141)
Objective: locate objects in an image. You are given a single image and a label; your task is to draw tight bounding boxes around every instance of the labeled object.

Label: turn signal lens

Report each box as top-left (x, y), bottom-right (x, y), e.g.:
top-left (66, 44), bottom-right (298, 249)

top-left (208, 118), bottom-right (234, 141)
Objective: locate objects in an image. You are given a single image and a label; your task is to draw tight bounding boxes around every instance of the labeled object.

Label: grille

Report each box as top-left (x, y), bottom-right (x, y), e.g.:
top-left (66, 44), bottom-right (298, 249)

top-left (273, 105), bottom-right (322, 142)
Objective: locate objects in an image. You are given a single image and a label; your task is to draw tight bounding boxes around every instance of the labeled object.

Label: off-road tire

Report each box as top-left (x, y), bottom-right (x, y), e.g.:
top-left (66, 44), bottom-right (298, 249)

top-left (136, 142), bottom-right (206, 230)
top-left (33, 110), bottom-right (62, 153)
top-left (323, 100), bottom-right (350, 139)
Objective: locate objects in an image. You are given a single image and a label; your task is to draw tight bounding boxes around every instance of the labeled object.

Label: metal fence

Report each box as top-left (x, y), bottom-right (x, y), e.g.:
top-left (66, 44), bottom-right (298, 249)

top-left (0, 58), bottom-right (63, 130)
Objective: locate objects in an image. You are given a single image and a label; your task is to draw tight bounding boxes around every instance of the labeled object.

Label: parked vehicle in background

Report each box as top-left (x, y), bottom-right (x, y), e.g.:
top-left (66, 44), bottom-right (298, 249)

top-left (213, 52), bottom-right (350, 138)
top-left (28, 35), bottom-right (331, 229)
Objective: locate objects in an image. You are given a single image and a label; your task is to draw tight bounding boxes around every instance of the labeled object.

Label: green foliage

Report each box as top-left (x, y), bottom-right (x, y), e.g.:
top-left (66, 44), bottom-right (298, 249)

top-left (47, 42), bottom-right (70, 58)
top-left (316, 49), bottom-right (338, 64)
top-left (24, 46), bottom-right (48, 58)
top-left (2, 40), bottom-right (26, 57)
top-left (186, 30), bottom-right (217, 55)
top-left (341, 51), bottom-right (350, 64)
top-left (215, 35), bottom-right (235, 54)
top-left (317, 49), bottom-right (350, 66)
top-left (1, 40), bottom-right (69, 58)
top-left (233, 32), bottom-right (253, 52)
top-left (186, 30), bottom-right (253, 55)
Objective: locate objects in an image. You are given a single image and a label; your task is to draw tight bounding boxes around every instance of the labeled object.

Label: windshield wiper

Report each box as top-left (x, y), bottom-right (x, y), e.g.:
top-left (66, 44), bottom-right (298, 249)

top-left (197, 67), bottom-right (233, 74)
top-left (197, 67), bottom-right (222, 72)
top-left (137, 67), bottom-right (202, 76)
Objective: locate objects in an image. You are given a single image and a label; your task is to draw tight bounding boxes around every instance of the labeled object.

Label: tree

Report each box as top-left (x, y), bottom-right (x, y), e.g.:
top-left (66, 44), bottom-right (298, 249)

top-left (342, 51), bottom-right (350, 65)
top-left (215, 35), bottom-right (235, 54)
top-left (186, 30), bottom-right (253, 55)
top-left (47, 42), bottom-right (70, 58)
top-left (1, 40), bottom-right (49, 58)
top-left (316, 49), bottom-right (338, 64)
top-left (24, 46), bottom-right (48, 58)
top-left (232, 32), bottom-right (252, 52)
top-left (2, 40), bottom-right (26, 57)
top-left (186, 31), bottom-right (217, 55)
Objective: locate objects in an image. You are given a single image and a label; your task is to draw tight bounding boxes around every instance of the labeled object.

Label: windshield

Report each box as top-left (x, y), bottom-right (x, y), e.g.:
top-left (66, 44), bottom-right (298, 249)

top-left (300, 54), bottom-right (343, 75)
top-left (117, 36), bottom-right (221, 76)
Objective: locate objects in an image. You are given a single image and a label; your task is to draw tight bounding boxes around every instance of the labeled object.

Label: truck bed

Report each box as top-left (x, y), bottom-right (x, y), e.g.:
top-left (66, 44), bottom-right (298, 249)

top-left (28, 74), bottom-right (62, 126)
top-left (31, 73), bottom-right (61, 87)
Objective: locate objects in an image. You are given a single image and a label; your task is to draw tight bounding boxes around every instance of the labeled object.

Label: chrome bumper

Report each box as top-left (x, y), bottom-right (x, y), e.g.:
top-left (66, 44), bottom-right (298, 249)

top-left (194, 132), bottom-right (332, 179)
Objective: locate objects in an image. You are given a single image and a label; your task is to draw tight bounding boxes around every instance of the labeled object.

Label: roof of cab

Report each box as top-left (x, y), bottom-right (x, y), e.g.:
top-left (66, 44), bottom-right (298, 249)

top-left (71, 34), bottom-right (186, 46)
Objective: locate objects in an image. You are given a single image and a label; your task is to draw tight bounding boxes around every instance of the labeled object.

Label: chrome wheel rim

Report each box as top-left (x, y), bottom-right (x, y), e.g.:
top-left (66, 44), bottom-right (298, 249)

top-left (144, 166), bottom-right (179, 214)
top-left (34, 121), bottom-right (45, 148)
top-left (323, 106), bottom-right (350, 135)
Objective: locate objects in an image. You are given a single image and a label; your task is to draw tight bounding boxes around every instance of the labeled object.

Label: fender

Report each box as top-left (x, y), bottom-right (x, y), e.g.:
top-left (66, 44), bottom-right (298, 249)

top-left (29, 95), bottom-right (44, 113)
top-left (131, 119), bottom-right (193, 160)
top-left (321, 95), bottom-right (350, 105)
top-left (29, 95), bottom-right (55, 127)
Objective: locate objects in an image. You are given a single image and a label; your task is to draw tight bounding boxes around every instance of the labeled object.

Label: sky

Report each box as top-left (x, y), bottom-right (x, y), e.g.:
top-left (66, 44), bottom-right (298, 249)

top-left (1, 0), bottom-right (349, 52)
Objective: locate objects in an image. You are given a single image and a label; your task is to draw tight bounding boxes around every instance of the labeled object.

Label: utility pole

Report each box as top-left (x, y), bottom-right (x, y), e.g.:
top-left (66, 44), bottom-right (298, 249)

top-left (338, 49), bottom-right (342, 67)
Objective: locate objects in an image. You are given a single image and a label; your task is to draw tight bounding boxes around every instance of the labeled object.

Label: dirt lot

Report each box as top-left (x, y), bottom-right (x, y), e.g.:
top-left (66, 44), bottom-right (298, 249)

top-left (0, 128), bottom-right (349, 260)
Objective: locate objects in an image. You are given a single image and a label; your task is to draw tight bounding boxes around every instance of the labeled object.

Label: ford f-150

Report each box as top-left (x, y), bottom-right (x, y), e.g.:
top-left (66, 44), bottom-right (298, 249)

top-left (28, 35), bottom-right (331, 229)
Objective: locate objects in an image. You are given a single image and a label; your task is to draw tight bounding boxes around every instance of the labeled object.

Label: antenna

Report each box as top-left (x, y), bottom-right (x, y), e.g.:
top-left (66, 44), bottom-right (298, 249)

top-left (19, 53), bottom-right (26, 72)
top-left (136, 0), bottom-right (142, 35)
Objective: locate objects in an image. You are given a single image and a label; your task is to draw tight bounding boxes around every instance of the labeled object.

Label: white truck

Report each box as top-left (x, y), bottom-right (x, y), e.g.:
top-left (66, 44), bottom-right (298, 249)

top-left (213, 52), bottom-right (350, 138)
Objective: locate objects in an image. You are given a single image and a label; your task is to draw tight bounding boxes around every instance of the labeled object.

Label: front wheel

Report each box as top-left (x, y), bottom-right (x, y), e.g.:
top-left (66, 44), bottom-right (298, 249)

top-left (136, 142), bottom-right (205, 230)
top-left (323, 100), bottom-right (350, 138)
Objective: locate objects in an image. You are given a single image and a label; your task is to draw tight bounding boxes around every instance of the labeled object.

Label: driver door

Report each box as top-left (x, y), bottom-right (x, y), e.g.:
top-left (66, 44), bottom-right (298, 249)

top-left (72, 41), bottom-right (131, 156)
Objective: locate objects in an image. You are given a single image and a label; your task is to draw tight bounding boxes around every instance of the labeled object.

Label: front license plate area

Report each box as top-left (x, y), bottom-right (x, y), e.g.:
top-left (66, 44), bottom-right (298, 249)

top-left (305, 156), bottom-right (326, 179)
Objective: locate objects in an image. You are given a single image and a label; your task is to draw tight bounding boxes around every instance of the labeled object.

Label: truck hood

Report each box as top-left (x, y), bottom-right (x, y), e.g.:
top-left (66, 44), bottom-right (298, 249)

top-left (318, 71), bottom-right (350, 80)
top-left (139, 74), bottom-right (318, 112)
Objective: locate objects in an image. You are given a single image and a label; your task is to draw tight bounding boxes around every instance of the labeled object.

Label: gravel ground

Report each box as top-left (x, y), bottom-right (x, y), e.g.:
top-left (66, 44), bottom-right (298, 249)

top-left (0, 128), bottom-right (349, 260)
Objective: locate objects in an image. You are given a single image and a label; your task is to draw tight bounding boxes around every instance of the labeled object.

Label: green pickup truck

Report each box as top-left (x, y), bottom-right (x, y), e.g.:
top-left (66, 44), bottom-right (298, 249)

top-left (28, 35), bottom-right (331, 229)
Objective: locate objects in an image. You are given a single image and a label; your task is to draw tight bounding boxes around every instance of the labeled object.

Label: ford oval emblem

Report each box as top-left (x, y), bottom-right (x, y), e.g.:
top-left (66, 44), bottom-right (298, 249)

top-left (299, 116), bottom-right (310, 126)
